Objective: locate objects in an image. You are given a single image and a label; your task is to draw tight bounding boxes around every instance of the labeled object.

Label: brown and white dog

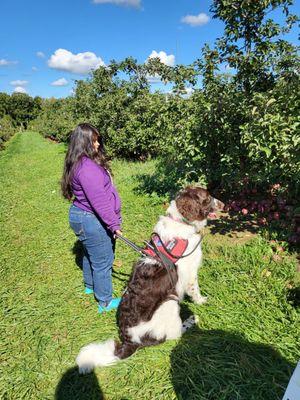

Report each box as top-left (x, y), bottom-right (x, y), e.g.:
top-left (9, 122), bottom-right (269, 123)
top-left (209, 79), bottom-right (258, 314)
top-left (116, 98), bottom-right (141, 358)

top-left (76, 187), bottom-right (224, 373)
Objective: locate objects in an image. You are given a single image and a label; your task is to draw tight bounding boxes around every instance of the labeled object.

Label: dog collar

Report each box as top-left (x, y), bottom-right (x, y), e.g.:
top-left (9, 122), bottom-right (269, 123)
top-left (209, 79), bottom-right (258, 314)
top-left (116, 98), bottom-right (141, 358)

top-left (166, 213), bottom-right (204, 234)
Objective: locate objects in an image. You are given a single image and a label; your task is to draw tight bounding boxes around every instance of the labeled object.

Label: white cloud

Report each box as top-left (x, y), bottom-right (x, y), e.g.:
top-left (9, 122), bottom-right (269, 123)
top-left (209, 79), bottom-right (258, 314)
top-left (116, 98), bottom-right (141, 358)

top-left (147, 50), bottom-right (175, 67)
top-left (48, 49), bottom-right (105, 74)
top-left (93, 0), bottom-right (141, 7)
top-left (184, 87), bottom-right (194, 97)
top-left (0, 59), bottom-right (18, 66)
top-left (225, 64), bottom-right (234, 71)
top-left (51, 77), bottom-right (69, 86)
top-left (10, 80), bottom-right (28, 86)
top-left (32, 66), bottom-right (38, 71)
top-left (147, 75), bottom-right (161, 84)
top-left (14, 86), bottom-right (27, 94)
top-left (36, 51), bottom-right (45, 58)
top-left (181, 13), bottom-right (210, 27)
top-left (146, 51), bottom-right (175, 84)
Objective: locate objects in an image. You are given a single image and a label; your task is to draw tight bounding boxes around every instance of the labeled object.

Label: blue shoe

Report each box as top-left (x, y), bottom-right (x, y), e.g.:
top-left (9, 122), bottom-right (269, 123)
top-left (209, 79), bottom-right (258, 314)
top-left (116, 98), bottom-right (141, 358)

top-left (98, 298), bottom-right (121, 314)
top-left (84, 287), bottom-right (94, 295)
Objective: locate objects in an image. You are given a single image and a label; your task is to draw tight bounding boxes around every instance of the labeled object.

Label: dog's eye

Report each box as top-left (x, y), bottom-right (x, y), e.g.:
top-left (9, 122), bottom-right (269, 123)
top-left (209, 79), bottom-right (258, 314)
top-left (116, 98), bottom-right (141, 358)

top-left (204, 196), bottom-right (212, 207)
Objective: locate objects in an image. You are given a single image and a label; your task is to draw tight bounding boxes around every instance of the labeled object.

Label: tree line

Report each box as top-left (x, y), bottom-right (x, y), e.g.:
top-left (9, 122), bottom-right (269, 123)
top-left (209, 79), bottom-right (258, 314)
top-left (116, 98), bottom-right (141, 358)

top-left (0, 92), bottom-right (42, 148)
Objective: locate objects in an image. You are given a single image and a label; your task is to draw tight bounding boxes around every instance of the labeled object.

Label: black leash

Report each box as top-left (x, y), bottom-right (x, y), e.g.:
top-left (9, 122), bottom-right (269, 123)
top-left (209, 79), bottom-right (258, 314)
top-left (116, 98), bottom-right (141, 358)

top-left (147, 234), bottom-right (177, 287)
top-left (114, 233), bottom-right (144, 254)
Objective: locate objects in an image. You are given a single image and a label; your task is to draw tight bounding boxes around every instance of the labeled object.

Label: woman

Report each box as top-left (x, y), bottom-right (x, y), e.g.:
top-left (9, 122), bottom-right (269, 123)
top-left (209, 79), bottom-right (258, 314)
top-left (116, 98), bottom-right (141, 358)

top-left (61, 123), bottom-right (122, 313)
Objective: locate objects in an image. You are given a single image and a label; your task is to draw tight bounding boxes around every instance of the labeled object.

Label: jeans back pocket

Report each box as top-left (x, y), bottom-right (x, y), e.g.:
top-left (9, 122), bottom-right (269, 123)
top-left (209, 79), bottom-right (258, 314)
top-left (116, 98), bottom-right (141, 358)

top-left (69, 212), bottom-right (85, 240)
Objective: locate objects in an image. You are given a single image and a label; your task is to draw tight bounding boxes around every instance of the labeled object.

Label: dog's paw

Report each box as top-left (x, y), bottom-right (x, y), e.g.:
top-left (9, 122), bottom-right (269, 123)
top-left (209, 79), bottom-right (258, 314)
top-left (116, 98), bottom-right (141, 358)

top-left (78, 364), bottom-right (94, 375)
top-left (182, 315), bottom-right (199, 333)
top-left (194, 295), bottom-right (208, 305)
top-left (76, 356), bottom-right (94, 375)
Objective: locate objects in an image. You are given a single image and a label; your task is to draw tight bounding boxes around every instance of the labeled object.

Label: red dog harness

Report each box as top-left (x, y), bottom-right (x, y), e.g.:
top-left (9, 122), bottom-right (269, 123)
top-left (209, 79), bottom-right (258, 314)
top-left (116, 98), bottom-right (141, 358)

top-left (143, 236), bottom-right (188, 263)
top-left (114, 232), bottom-right (202, 288)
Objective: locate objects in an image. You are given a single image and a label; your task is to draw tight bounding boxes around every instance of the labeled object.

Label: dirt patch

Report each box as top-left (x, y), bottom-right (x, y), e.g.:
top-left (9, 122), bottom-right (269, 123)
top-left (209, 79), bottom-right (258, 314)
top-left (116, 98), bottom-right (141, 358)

top-left (206, 211), bottom-right (258, 245)
top-left (46, 136), bottom-right (60, 144)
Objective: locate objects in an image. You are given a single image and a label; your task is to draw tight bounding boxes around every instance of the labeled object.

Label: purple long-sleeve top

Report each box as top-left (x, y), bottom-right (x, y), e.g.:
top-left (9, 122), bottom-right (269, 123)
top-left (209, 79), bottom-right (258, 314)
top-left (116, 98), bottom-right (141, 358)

top-left (72, 156), bottom-right (122, 233)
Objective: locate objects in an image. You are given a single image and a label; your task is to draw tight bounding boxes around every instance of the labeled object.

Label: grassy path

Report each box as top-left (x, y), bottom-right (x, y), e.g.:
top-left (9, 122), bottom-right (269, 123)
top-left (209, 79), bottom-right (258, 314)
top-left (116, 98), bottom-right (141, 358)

top-left (0, 132), bottom-right (299, 400)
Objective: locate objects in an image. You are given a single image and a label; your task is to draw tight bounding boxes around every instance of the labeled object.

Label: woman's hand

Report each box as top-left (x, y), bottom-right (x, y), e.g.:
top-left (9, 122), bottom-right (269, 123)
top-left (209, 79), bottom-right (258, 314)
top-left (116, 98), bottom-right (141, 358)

top-left (114, 229), bottom-right (122, 238)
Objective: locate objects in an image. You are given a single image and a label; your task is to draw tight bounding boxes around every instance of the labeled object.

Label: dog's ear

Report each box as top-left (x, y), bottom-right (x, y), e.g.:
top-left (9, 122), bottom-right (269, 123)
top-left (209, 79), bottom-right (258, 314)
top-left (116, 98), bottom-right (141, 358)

top-left (176, 187), bottom-right (212, 221)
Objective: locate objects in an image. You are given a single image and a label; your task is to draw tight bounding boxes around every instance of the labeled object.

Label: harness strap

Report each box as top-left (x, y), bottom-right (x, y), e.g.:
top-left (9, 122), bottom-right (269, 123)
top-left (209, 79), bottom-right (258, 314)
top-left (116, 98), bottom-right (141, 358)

top-left (148, 234), bottom-right (177, 288)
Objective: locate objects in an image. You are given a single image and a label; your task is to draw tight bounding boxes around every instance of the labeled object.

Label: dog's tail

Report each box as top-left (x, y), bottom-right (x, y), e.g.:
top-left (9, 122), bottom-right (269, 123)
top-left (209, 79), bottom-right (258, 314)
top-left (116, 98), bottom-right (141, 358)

top-left (76, 339), bottom-right (139, 374)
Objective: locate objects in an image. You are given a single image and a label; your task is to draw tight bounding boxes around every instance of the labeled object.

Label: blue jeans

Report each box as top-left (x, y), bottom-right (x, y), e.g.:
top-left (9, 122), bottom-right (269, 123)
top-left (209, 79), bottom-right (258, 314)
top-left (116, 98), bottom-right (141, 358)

top-left (69, 204), bottom-right (115, 306)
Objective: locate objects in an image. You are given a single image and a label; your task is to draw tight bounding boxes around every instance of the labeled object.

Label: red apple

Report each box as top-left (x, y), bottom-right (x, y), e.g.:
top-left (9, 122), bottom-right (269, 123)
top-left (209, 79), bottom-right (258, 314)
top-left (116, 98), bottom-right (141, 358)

top-left (258, 217), bottom-right (267, 225)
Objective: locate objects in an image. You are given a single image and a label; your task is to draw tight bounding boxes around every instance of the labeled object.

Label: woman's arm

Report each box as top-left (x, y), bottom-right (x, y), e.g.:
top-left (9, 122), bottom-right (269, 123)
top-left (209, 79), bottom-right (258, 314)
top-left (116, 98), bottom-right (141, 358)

top-left (78, 161), bottom-right (121, 233)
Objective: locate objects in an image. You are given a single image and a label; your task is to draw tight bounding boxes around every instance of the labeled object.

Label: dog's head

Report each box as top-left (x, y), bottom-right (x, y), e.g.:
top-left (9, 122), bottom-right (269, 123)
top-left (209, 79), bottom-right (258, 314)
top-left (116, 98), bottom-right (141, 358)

top-left (174, 186), bottom-right (224, 225)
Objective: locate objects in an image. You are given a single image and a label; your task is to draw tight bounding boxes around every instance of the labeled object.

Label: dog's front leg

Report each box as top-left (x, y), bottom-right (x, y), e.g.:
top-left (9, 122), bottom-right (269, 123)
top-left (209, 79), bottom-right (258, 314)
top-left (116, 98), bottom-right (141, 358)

top-left (186, 277), bottom-right (207, 305)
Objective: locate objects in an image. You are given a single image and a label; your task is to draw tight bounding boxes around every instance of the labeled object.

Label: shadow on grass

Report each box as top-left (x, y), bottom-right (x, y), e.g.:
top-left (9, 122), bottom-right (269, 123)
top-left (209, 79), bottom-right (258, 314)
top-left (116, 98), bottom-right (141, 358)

top-left (112, 269), bottom-right (131, 283)
top-left (72, 240), bottom-right (84, 271)
top-left (287, 286), bottom-right (300, 308)
top-left (133, 160), bottom-right (184, 202)
top-left (171, 326), bottom-right (294, 400)
top-left (55, 366), bottom-right (104, 400)
top-left (207, 213), bottom-right (260, 236)
top-left (207, 213), bottom-right (300, 253)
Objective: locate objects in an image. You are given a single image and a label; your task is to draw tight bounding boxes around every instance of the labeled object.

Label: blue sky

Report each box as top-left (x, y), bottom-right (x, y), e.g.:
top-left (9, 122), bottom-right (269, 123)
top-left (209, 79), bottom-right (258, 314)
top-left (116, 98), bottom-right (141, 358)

top-left (0, 0), bottom-right (299, 98)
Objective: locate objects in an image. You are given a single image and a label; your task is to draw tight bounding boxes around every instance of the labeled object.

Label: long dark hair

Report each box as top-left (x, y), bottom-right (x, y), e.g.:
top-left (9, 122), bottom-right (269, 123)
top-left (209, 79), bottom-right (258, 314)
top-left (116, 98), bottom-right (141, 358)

top-left (61, 123), bottom-right (111, 200)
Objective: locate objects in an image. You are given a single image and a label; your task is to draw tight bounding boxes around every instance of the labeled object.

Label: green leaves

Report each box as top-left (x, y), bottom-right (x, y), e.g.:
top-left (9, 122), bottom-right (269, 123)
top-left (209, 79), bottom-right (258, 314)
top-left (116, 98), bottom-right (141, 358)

top-left (210, 0), bottom-right (298, 94)
top-left (0, 114), bottom-right (16, 149)
top-left (240, 77), bottom-right (300, 191)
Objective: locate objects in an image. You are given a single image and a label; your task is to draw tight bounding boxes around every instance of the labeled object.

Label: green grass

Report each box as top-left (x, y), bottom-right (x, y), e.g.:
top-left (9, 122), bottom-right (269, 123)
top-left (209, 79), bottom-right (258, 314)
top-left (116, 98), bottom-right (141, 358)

top-left (0, 131), bottom-right (299, 400)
